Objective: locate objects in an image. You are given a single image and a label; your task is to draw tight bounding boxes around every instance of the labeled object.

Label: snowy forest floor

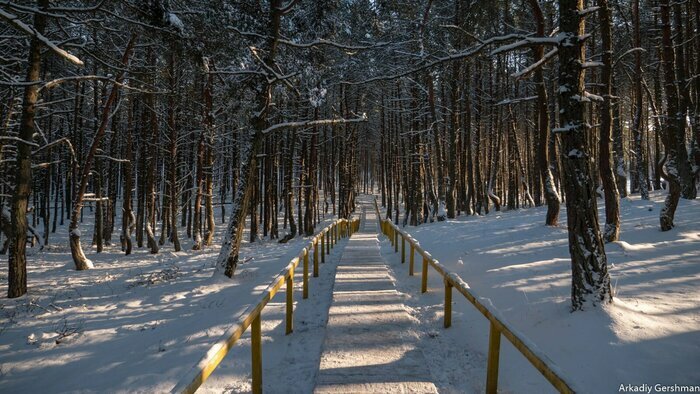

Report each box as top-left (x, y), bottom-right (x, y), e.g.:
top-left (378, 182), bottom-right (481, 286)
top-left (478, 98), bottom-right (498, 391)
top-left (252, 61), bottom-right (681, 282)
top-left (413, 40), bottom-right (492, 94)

top-left (0, 206), bottom-right (345, 393)
top-left (0, 191), bottom-right (698, 393)
top-left (378, 191), bottom-right (700, 393)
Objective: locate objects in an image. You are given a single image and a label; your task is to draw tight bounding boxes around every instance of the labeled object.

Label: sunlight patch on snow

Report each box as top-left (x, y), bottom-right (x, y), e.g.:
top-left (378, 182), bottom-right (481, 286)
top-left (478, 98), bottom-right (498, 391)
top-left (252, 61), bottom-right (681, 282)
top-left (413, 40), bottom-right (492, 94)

top-left (613, 240), bottom-right (655, 251)
top-left (485, 239), bottom-right (568, 255)
top-left (11, 352), bottom-right (92, 372)
top-left (487, 258), bottom-right (569, 272)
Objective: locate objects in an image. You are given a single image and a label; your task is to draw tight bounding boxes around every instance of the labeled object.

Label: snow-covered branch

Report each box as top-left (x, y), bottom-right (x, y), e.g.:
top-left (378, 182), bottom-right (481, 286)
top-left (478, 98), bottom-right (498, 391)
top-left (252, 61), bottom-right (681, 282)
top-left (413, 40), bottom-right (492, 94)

top-left (496, 96), bottom-right (538, 106)
top-left (40, 75), bottom-right (129, 92)
top-left (512, 48), bottom-right (558, 79)
top-left (261, 115), bottom-right (368, 135)
top-left (0, 136), bottom-right (39, 148)
top-left (1, 0), bottom-right (107, 14)
top-left (341, 33), bottom-right (534, 85)
top-left (277, 0), bottom-right (300, 14)
top-left (0, 7), bottom-right (84, 66)
top-left (490, 34), bottom-right (562, 56)
top-left (279, 38), bottom-right (394, 51)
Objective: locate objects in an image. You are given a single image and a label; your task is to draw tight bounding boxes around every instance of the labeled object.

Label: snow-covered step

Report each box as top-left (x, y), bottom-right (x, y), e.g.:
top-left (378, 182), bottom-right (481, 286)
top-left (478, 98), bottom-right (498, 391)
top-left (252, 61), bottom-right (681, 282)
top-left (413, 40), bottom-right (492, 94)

top-left (314, 204), bottom-right (438, 393)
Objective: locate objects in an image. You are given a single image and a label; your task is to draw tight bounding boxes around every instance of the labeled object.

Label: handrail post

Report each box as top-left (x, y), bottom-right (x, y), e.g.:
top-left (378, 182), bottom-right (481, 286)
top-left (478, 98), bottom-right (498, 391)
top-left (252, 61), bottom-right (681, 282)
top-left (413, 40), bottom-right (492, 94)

top-left (321, 233), bottom-right (326, 263)
top-left (444, 278), bottom-right (452, 328)
top-left (401, 236), bottom-right (406, 263)
top-left (394, 229), bottom-right (399, 253)
top-left (409, 244), bottom-right (415, 276)
top-left (486, 322), bottom-right (501, 394)
top-left (251, 313), bottom-right (262, 394)
top-left (326, 229), bottom-right (330, 255)
top-left (421, 256), bottom-right (428, 293)
top-left (303, 249), bottom-right (309, 299)
top-left (313, 240), bottom-right (319, 277)
top-left (286, 274), bottom-right (293, 334)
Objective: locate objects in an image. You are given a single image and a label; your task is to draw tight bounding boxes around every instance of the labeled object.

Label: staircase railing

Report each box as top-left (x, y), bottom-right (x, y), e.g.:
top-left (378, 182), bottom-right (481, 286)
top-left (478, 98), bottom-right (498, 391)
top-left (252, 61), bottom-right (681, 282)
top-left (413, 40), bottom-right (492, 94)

top-left (374, 198), bottom-right (575, 394)
top-left (171, 217), bottom-right (360, 394)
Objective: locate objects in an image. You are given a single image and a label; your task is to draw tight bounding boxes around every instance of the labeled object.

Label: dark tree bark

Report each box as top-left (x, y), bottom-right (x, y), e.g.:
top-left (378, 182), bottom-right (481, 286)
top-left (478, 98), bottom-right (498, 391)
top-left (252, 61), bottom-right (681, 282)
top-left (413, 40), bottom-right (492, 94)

top-left (168, 48), bottom-right (181, 251)
top-left (8, 0), bottom-right (49, 298)
top-left (557, 0), bottom-right (612, 311)
top-left (598, 0), bottom-right (621, 242)
top-left (659, 0), bottom-right (683, 230)
top-left (528, 0), bottom-right (560, 226)
top-left (632, 0), bottom-right (649, 201)
top-left (121, 100), bottom-right (135, 255)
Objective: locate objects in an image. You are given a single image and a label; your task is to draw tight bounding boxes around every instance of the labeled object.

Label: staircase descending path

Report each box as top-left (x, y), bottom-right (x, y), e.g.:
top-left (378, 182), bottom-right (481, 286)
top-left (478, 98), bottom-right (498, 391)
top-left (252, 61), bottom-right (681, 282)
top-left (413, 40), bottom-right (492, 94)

top-left (314, 197), bottom-right (438, 393)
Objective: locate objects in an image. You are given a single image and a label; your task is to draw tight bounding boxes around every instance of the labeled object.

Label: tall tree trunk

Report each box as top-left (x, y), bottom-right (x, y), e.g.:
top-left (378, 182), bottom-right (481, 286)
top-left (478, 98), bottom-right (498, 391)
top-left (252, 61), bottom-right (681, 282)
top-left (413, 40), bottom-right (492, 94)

top-left (557, 0), bottom-right (612, 311)
top-left (168, 48), bottom-right (181, 251)
top-left (8, 0), bottom-right (49, 298)
top-left (598, 0), bottom-right (621, 242)
top-left (672, 2), bottom-right (697, 199)
top-left (528, 0), bottom-right (560, 226)
top-left (69, 34), bottom-right (137, 270)
top-left (279, 130), bottom-right (297, 243)
top-left (217, 0), bottom-right (283, 277)
top-left (659, 0), bottom-right (683, 230)
top-left (632, 0), bottom-right (649, 201)
top-left (144, 49), bottom-right (159, 255)
top-left (121, 100), bottom-right (135, 255)
top-left (204, 135), bottom-right (215, 246)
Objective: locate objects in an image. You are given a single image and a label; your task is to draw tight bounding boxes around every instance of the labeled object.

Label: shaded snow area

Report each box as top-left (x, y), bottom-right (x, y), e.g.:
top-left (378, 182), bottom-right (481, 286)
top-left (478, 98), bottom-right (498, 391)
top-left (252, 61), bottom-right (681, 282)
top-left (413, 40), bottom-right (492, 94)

top-left (0, 207), bottom-right (343, 393)
top-left (378, 191), bottom-right (699, 393)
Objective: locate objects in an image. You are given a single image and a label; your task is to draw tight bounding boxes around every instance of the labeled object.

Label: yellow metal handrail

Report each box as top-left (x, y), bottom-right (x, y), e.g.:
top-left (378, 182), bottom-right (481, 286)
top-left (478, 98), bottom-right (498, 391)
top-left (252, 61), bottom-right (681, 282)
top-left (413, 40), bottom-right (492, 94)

top-left (171, 217), bottom-right (361, 394)
top-left (375, 199), bottom-right (576, 394)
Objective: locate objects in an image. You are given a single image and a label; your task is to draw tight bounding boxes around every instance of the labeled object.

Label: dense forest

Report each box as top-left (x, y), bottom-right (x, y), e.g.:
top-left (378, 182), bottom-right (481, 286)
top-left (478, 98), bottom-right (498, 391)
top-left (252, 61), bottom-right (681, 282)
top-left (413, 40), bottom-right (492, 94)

top-left (1, 0), bottom-right (699, 312)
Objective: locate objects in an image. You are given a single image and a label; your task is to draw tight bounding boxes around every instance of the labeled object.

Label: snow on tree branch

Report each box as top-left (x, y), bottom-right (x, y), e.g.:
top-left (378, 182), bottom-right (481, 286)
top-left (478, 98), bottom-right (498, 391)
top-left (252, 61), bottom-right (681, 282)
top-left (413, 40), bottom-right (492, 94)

top-left (490, 35), bottom-right (563, 56)
top-left (512, 48), bottom-right (558, 79)
top-left (0, 7), bottom-right (84, 66)
top-left (261, 115), bottom-right (368, 135)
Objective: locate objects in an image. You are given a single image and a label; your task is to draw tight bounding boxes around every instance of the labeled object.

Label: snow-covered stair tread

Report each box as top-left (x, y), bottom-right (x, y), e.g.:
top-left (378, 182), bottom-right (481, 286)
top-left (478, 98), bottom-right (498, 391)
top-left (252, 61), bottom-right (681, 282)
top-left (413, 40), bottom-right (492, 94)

top-left (314, 205), bottom-right (438, 393)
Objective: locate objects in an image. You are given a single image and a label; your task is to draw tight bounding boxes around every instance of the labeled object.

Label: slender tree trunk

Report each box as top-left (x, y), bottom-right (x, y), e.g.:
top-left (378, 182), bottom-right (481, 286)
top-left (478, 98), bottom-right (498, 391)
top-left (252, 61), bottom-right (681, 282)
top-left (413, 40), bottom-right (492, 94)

top-left (659, 0), bottom-right (683, 230)
top-left (168, 49), bottom-right (181, 251)
top-left (217, 0), bottom-right (283, 277)
top-left (121, 100), bottom-right (135, 255)
top-left (70, 35), bottom-right (136, 269)
top-left (528, 0), bottom-right (560, 226)
top-left (279, 130), bottom-right (297, 243)
top-left (598, 0), bottom-right (621, 242)
top-left (8, 0), bottom-right (49, 298)
top-left (632, 0), bottom-right (649, 201)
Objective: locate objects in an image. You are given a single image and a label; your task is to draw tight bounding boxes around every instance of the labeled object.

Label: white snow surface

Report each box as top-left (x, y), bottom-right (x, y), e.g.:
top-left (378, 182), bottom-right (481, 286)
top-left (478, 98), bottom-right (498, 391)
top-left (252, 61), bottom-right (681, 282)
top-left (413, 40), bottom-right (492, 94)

top-left (377, 191), bottom-right (700, 393)
top-left (1, 191), bottom-right (698, 393)
top-left (0, 206), bottom-right (343, 393)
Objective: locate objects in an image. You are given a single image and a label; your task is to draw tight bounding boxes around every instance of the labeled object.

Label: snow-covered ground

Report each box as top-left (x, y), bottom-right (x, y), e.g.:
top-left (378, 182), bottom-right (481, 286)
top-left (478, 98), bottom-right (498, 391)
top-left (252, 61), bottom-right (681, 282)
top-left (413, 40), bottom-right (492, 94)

top-left (378, 192), bottom-right (700, 393)
top-left (0, 206), bottom-right (344, 393)
top-left (1, 192), bottom-right (698, 393)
